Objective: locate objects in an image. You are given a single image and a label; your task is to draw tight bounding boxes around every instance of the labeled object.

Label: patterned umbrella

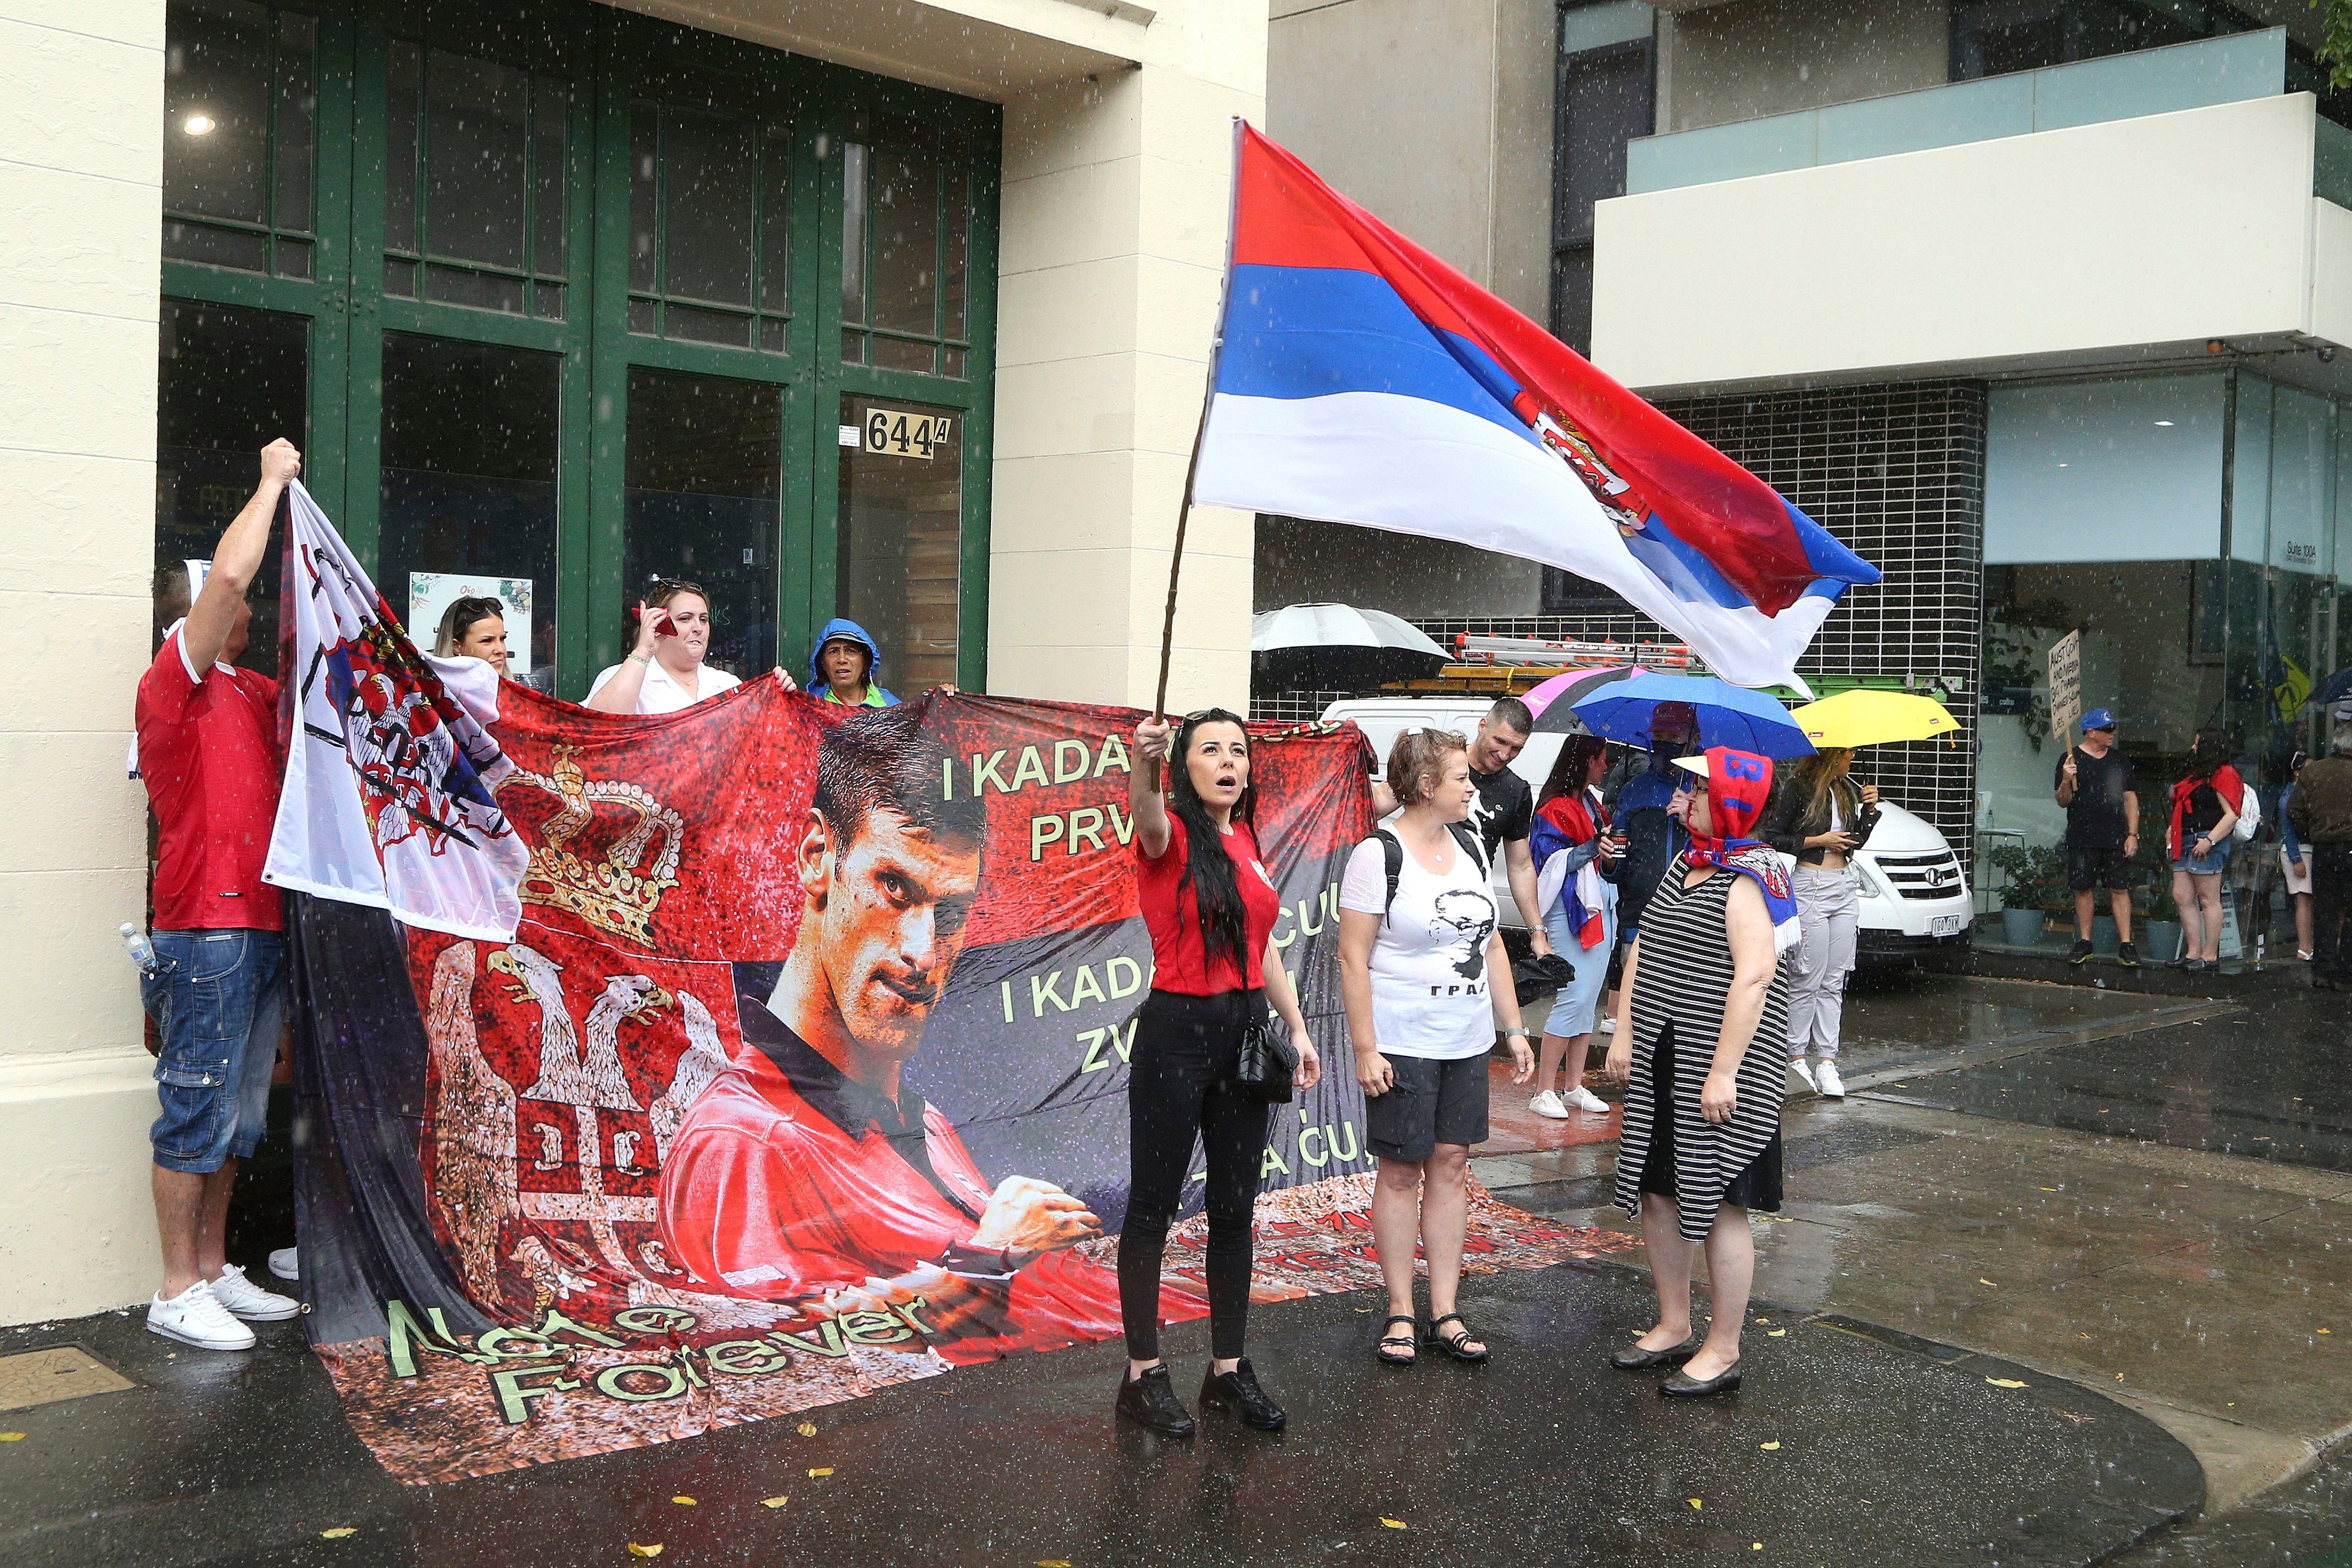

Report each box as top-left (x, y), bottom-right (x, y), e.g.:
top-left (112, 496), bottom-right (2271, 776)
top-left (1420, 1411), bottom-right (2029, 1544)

top-left (1524, 666), bottom-right (1637, 733)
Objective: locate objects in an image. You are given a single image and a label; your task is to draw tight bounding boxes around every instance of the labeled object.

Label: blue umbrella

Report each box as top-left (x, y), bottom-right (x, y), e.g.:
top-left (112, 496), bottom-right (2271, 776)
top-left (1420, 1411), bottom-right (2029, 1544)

top-left (1570, 673), bottom-right (1816, 759)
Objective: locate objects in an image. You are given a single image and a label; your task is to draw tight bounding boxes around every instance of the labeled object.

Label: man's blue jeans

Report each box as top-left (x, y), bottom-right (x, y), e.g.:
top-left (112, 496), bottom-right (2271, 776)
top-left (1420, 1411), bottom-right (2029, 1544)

top-left (140, 929), bottom-right (286, 1175)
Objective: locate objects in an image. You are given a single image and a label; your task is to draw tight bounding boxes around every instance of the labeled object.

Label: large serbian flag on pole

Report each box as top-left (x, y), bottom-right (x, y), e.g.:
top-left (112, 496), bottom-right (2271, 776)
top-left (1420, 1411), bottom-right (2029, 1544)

top-left (1191, 125), bottom-right (1878, 690)
top-left (262, 480), bottom-right (527, 941)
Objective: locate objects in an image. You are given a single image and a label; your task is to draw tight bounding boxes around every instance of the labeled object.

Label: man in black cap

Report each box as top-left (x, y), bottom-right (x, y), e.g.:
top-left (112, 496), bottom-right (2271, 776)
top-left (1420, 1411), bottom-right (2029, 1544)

top-left (2288, 704), bottom-right (2352, 989)
top-left (2054, 707), bottom-right (2139, 967)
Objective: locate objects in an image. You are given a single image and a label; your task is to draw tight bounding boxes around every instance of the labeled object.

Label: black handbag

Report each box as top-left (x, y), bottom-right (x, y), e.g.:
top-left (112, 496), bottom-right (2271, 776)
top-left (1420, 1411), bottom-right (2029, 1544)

top-left (1235, 1017), bottom-right (1299, 1104)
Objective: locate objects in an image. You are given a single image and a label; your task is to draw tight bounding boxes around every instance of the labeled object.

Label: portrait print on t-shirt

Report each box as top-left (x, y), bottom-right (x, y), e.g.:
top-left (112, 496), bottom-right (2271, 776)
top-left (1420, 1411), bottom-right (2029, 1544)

top-left (1429, 887), bottom-right (1496, 982)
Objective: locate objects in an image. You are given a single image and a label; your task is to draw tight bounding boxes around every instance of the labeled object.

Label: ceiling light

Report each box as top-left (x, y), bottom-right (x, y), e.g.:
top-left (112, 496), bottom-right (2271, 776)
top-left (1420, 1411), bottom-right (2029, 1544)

top-left (2057, 462), bottom-right (2069, 467)
top-left (183, 113), bottom-right (215, 135)
top-left (2154, 420), bottom-right (2174, 427)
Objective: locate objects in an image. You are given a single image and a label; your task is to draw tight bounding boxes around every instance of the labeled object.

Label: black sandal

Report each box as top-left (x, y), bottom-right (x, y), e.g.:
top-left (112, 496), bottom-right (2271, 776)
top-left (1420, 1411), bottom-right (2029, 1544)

top-left (1425, 1312), bottom-right (1491, 1364)
top-left (1375, 1315), bottom-right (1418, 1367)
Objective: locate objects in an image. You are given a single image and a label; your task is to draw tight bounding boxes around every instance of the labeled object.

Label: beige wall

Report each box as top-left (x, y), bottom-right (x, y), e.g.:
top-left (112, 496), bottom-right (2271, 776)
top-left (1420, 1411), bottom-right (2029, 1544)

top-left (987, 0), bottom-right (1268, 713)
top-left (1592, 93), bottom-right (2330, 393)
top-left (0, 0), bottom-right (171, 1321)
top-left (1266, 0), bottom-right (1556, 321)
top-left (1656, 0), bottom-right (1948, 133)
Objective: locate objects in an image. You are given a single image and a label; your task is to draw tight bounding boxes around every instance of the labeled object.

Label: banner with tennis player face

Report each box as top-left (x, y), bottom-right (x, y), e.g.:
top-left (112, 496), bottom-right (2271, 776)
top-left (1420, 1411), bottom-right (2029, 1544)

top-left (292, 684), bottom-right (1631, 1483)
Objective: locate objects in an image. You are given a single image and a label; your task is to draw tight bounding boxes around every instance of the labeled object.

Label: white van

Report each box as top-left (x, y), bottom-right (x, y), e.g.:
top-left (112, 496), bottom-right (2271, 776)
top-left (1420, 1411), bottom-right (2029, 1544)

top-left (1320, 695), bottom-right (1972, 964)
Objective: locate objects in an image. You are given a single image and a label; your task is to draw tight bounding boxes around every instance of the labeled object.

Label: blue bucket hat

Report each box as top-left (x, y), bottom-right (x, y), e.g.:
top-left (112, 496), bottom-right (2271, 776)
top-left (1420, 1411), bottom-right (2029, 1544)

top-left (2080, 708), bottom-right (2116, 733)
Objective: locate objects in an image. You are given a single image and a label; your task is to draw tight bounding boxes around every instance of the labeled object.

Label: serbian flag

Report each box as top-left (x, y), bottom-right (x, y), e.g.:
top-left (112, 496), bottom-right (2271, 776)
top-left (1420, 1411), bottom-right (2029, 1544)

top-left (262, 480), bottom-right (527, 940)
top-left (1192, 125), bottom-right (1879, 690)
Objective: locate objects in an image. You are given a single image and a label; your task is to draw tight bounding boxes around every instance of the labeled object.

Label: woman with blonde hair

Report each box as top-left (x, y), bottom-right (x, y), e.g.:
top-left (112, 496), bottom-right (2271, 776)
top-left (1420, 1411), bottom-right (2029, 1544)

top-left (1760, 747), bottom-right (1878, 1098)
top-left (585, 578), bottom-right (793, 714)
top-left (1339, 728), bottom-right (1533, 1368)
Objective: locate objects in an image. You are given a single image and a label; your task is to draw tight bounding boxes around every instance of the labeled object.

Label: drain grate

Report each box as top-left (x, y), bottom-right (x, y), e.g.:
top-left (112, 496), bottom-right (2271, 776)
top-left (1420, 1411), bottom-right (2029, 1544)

top-left (0, 1346), bottom-right (135, 1412)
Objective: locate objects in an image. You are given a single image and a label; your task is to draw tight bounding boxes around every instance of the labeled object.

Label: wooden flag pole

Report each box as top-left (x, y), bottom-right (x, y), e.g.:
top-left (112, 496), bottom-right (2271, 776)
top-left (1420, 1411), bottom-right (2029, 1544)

top-left (1145, 117), bottom-right (1247, 794)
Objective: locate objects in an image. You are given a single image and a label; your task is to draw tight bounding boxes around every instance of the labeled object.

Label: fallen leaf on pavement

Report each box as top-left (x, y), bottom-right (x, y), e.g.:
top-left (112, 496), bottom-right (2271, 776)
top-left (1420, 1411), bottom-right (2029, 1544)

top-left (1038, 1560), bottom-right (1074, 1567)
top-left (1978, 1279), bottom-right (1996, 1287)
top-left (1766, 1329), bottom-right (1786, 1338)
top-left (808, 1467), bottom-right (833, 1477)
top-left (1986, 1378), bottom-right (2028, 1388)
top-left (1759, 1441), bottom-right (1781, 1450)
top-left (627, 1547), bottom-right (663, 1559)
top-left (1380, 1519), bottom-right (1406, 1530)
top-left (0, 1434), bottom-right (22, 1442)
top-left (761, 1497), bottom-right (789, 1509)
top-left (797, 1422), bottom-right (818, 1436)
top-left (320, 1529), bottom-right (356, 1539)
top-left (671, 1497), bottom-right (695, 1506)
top-left (2320, 1329), bottom-right (2333, 1335)
top-left (1689, 1498), bottom-right (1703, 1510)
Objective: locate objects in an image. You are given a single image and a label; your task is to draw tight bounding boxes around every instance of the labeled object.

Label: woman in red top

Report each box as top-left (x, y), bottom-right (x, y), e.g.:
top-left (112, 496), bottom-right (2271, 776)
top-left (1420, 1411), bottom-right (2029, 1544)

top-left (1117, 708), bottom-right (1321, 1439)
top-left (2167, 729), bottom-right (2243, 972)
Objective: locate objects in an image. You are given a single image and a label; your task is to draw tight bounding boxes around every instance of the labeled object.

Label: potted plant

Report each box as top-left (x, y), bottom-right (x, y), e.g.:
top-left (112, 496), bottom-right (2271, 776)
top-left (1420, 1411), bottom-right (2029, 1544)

top-left (2139, 885), bottom-right (2183, 967)
top-left (1985, 841), bottom-right (2069, 947)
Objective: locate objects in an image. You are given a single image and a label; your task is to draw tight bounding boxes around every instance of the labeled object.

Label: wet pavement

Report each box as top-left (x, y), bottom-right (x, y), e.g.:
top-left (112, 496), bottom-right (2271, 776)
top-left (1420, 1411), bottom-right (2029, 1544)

top-left (0, 1252), bottom-right (2197, 1568)
top-left (10, 971), bottom-right (2348, 1566)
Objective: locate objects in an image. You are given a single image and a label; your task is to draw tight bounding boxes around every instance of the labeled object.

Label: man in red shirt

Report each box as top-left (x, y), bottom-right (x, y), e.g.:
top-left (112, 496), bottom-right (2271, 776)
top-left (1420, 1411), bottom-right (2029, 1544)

top-left (660, 707), bottom-right (1149, 1362)
top-left (133, 439), bottom-right (304, 1351)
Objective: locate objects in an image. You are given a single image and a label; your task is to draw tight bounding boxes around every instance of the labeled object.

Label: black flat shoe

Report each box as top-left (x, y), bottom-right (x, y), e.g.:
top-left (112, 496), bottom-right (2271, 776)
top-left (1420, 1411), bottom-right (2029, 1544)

top-left (1424, 1312), bottom-right (1491, 1364)
top-left (1375, 1315), bottom-right (1418, 1368)
top-left (1661, 1362), bottom-right (1742, 1397)
top-left (1199, 1358), bottom-right (1287, 1432)
top-left (1116, 1364), bottom-right (1196, 1437)
top-left (1610, 1336), bottom-right (1701, 1370)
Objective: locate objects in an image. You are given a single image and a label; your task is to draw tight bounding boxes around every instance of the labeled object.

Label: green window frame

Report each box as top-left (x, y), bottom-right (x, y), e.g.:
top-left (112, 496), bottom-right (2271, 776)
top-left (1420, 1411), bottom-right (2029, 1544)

top-left (158, 0), bottom-right (1000, 697)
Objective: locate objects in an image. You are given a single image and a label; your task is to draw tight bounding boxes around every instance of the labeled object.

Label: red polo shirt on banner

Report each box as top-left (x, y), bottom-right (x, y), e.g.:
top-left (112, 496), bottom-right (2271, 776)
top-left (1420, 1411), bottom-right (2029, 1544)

top-left (660, 999), bottom-right (1174, 1364)
top-left (135, 628), bottom-right (285, 932)
top-left (1134, 813), bottom-right (1281, 993)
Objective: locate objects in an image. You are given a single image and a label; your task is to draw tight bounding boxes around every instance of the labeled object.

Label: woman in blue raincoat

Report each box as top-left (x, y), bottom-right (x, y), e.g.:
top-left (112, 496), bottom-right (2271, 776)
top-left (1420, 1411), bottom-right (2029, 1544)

top-left (807, 618), bottom-right (900, 707)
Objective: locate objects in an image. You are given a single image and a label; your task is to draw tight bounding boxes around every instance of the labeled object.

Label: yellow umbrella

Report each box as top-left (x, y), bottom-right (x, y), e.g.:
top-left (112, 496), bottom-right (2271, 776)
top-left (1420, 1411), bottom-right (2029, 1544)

top-left (1788, 689), bottom-right (1960, 748)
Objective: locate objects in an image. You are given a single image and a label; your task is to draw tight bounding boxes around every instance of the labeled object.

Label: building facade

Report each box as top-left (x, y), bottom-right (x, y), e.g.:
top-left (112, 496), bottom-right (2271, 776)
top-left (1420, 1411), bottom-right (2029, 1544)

top-left (1265, 0), bottom-right (2352, 901)
top-left (2, 0), bottom-right (1265, 1325)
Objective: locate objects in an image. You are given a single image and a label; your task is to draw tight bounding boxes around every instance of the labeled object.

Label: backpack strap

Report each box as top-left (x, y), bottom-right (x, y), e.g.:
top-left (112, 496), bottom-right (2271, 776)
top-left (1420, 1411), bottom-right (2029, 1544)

top-left (1378, 824), bottom-right (1489, 926)
top-left (1378, 828), bottom-right (1404, 925)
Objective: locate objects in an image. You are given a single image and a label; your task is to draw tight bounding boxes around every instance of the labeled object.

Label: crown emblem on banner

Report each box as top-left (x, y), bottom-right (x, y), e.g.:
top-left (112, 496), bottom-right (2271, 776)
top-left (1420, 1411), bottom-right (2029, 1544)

top-left (506, 745), bottom-right (685, 945)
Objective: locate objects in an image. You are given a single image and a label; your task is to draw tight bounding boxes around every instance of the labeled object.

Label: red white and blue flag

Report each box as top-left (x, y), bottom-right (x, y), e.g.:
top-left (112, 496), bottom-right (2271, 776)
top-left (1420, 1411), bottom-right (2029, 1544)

top-left (262, 480), bottom-right (527, 941)
top-left (1192, 125), bottom-right (1879, 690)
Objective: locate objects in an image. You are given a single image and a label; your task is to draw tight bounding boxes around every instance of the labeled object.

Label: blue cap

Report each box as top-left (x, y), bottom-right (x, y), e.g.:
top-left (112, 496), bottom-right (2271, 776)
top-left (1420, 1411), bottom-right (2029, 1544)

top-left (2081, 708), bottom-right (2116, 733)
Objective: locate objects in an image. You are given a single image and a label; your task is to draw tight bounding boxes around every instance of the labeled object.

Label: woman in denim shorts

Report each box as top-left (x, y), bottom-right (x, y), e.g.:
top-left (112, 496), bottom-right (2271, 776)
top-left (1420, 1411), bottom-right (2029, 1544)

top-left (2167, 730), bottom-right (2243, 971)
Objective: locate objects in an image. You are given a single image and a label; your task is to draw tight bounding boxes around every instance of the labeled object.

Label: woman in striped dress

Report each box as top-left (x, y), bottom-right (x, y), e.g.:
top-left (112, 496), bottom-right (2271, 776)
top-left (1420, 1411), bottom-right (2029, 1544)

top-left (1600, 747), bottom-right (1799, 1397)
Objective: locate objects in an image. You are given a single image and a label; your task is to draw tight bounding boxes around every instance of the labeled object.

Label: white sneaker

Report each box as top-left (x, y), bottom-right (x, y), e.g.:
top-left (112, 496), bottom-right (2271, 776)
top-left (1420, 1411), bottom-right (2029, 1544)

top-left (1528, 1090), bottom-right (1571, 1119)
top-left (1789, 1058), bottom-right (1819, 1094)
top-left (148, 1281), bottom-right (256, 1351)
top-left (1816, 1061), bottom-right (1846, 1099)
top-left (210, 1262), bottom-right (300, 1322)
top-left (1565, 1085), bottom-right (1611, 1114)
top-left (268, 1246), bottom-right (299, 1282)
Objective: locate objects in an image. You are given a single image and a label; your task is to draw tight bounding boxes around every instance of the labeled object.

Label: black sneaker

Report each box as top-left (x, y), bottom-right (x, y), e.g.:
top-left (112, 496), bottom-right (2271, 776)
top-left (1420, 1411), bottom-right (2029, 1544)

top-left (2067, 939), bottom-right (2093, 965)
top-left (2116, 941), bottom-right (2139, 969)
top-left (1115, 1364), bottom-right (1195, 1437)
top-left (1199, 1358), bottom-right (1288, 1432)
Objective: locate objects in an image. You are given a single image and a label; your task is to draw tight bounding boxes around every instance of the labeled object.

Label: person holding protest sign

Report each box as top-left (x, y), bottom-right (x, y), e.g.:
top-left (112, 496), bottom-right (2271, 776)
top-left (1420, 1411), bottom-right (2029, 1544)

top-left (1120, 710), bottom-right (1322, 1437)
top-left (2054, 708), bottom-right (2140, 967)
top-left (1340, 728), bottom-right (1535, 1369)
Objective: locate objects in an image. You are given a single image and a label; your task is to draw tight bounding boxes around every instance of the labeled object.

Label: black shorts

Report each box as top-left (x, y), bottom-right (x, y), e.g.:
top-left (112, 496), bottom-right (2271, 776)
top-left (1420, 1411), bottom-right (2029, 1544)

top-left (2066, 845), bottom-right (2132, 892)
top-left (1364, 1053), bottom-right (1489, 1162)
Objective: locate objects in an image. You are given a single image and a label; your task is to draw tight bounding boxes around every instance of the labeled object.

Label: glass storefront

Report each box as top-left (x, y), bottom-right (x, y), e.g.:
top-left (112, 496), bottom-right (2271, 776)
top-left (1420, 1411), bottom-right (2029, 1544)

top-left (1977, 369), bottom-right (2348, 950)
top-left (154, 0), bottom-right (1000, 694)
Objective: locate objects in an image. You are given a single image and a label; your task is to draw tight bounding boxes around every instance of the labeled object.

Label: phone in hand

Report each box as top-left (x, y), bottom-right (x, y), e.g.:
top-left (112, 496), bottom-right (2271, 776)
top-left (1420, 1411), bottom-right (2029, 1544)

top-left (648, 608), bottom-right (677, 638)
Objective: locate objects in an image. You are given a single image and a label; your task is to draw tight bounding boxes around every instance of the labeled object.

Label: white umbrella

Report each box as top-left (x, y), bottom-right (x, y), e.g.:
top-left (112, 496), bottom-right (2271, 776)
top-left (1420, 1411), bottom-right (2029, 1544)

top-left (1251, 603), bottom-right (1449, 658)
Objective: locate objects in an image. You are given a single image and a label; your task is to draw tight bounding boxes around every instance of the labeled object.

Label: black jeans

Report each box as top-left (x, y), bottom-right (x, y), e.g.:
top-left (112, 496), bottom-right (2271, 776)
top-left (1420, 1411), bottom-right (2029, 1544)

top-left (2313, 845), bottom-right (2352, 984)
top-left (1118, 988), bottom-right (1272, 1362)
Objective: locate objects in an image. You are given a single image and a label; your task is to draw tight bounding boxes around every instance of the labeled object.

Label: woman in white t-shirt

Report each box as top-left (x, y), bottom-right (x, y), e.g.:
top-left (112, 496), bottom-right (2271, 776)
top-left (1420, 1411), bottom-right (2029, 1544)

top-left (1338, 727), bottom-right (1534, 1369)
top-left (586, 579), bottom-right (793, 714)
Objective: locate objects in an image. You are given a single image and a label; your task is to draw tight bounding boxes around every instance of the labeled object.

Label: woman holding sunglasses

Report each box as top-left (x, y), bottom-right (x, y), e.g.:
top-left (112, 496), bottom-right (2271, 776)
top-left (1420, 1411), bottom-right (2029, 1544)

top-left (1601, 747), bottom-right (1798, 1397)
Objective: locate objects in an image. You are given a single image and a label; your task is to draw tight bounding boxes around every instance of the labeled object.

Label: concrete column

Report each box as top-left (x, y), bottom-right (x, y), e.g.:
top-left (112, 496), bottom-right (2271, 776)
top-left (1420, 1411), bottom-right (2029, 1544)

top-left (990, 0), bottom-right (1265, 713)
top-left (0, 0), bottom-right (170, 1320)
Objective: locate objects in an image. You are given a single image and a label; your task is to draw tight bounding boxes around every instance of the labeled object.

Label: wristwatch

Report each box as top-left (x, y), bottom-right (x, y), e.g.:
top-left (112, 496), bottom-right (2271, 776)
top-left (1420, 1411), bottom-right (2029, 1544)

top-left (1501, 1028), bottom-right (1532, 1040)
